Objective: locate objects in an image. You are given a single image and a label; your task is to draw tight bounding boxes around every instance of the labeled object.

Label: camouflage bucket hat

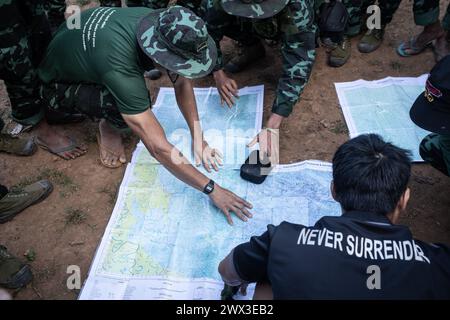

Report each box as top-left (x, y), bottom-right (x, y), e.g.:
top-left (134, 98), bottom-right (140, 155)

top-left (220, 0), bottom-right (289, 19)
top-left (137, 6), bottom-right (217, 79)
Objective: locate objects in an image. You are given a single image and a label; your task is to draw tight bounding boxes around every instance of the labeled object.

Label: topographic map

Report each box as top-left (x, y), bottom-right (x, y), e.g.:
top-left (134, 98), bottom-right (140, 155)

top-left (335, 75), bottom-right (431, 162)
top-left (79, 86), bottom-right (341, 300)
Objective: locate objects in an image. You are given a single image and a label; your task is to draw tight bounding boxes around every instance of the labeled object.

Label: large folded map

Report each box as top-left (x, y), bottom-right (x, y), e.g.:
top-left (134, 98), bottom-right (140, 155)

top-left (79, 86), bottom-right (341, 300)
top-left (335, 75), bottom-right (431, 162)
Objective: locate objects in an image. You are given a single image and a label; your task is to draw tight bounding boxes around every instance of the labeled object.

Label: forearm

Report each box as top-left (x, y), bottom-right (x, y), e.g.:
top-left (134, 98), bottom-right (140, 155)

top-left (123, 112), bottom-right (209, 192)
top-left (174, 77), bottom-right (201, 137)
top-left (153, 145), bottom-right (209, 192)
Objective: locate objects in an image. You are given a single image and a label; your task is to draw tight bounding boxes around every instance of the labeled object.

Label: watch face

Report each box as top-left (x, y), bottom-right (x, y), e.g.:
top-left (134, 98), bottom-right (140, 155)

top-left (204, 180), bottom-right (214, 194)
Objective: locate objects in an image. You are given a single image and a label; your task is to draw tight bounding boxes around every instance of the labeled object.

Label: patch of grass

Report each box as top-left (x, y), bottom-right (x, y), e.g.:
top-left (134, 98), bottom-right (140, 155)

top-left (13, 167), bottom-right (78, 198)
top-left (98, 185), bottom-right (117, 205)
top-left (390, 61), bottom-right (403, 72)
top-left (329, 121), bottom-right (348, 135)
top-left (64, 208), bottom-right (87, 226)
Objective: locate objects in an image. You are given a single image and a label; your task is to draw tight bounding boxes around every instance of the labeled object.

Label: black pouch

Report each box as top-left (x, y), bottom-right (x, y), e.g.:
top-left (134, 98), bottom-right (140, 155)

top-left (318, 0), bottom-right (349, 43)
top-left (240, 150), bottom-right (273, 184)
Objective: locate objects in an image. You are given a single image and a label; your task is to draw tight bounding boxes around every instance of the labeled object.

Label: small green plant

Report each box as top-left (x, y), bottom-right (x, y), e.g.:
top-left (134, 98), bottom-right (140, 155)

top-left (65, 208), bottom-right (87, 226)
top-left (24, 248), bottom-right (36, 262)
top-left (14, 167), bottom-right (78, 198)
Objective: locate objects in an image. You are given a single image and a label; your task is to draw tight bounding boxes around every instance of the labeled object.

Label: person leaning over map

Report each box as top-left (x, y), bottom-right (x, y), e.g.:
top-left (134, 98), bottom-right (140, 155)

top-left (410, 55), bottom-right (450, 177)
top-left (35, 5), bottom-right (253, 224)
top-left (219, 134), bottom-right (450, 299)
top-left (204, 0), bottom-right (316, 164)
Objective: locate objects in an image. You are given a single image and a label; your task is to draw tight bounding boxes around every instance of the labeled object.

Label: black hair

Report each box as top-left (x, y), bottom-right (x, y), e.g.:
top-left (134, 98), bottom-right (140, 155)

top-left (332, 134), bottom-right (412, 215)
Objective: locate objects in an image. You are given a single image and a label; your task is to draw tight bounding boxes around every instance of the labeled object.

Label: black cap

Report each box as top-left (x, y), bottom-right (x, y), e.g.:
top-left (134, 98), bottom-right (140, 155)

top-left (410, 55), bottom-right (450, 135)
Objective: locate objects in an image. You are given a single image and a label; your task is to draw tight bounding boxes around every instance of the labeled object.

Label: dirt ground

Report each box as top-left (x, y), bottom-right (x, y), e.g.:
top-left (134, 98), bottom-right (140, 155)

top-left (0, 1), bottom-right (449, 300)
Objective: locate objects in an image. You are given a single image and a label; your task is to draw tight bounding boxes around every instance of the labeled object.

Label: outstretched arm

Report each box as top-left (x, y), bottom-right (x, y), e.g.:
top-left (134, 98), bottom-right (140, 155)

top-left (122, 110), bottom-right (253, 225)
top-left (173, 76), bottom-right (223, 172)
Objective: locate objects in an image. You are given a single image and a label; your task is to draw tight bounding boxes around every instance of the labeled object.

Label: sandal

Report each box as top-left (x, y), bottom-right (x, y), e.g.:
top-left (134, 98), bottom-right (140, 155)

top-left (397, 36), bottom-right (432, 57)
top-left (36, 136), bottom-right (85, 160)
top-left (96, 132), bottom-right (125, 169)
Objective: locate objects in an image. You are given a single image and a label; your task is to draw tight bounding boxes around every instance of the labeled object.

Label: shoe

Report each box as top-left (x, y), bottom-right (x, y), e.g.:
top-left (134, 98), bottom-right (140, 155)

top-left (328, 36), bottom-right (351, 67)
top-left (224, 41), bottom-right (266, 73)
top-left (0, 134), bottom-right (36, 156)
top-left (0, 180), bottom-right (53, 224)
top-left (358, 28), bottom-right (385, 53)
top-left (0, 246), bottom-right (33, 289)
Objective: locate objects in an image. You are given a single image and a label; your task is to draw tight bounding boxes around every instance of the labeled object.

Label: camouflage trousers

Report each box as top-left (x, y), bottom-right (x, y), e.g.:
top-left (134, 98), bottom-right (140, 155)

top-left (413, 0), bottom-right (450, 31)
top-left (0, 1), bottom-right (45, 126)
top-left (343, 0), bottom-right (402, 36)
top-left (40, 83), bottom-right (128, 130)
top-left (420, 133), bottom-right (450, 177)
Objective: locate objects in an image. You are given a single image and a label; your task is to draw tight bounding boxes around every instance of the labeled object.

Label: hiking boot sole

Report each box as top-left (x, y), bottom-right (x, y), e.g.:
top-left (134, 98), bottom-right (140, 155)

top-left (0, 182), bottom-right (53, 224)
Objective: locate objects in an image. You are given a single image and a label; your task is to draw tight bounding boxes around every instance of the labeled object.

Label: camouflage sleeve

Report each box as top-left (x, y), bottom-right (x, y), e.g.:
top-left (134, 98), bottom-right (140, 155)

top-left (204, 0), bottom-right (231, 72)
top-left (273, 0), bottom-right (316, 117)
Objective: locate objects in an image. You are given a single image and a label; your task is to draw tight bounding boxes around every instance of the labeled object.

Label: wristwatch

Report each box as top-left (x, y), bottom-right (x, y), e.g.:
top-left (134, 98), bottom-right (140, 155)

top-left (203, 179), bottom-right (215, 195)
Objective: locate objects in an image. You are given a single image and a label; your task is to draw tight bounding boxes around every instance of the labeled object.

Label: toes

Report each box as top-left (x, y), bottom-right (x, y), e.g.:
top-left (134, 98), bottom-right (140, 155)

top-left (119, 154), bottom-right (126, 164)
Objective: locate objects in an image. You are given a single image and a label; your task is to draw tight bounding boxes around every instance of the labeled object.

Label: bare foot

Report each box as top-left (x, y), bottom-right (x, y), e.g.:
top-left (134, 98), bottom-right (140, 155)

top-left (98, 119), bottom-right (126, 168)
top-left (35, 120), bottom-right (86, 160)
top-left (434, 32), bottom-right (450, 61)
top-left (416, 22), bottom-right (445, 48)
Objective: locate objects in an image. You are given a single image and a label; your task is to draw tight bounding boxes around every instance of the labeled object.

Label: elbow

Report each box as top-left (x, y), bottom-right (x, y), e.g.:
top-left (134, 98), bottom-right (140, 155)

top-left (146, 138), bottom-right (173, 161)
top-left (147, 143), bottom-right (171, 160)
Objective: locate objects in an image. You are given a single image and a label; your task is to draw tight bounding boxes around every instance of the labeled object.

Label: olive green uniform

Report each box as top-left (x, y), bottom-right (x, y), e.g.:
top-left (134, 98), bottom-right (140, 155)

top-left (38, 7), bottom-right (154, 129)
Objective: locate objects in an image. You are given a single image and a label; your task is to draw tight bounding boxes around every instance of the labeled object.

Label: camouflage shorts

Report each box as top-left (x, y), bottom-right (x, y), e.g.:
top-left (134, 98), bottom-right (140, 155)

top-left (413, 0), bottom-right (450, 30)
top-left (420, 133), bottom-right (450, 177)
top-left (40, 83), bottom-right (128, 130)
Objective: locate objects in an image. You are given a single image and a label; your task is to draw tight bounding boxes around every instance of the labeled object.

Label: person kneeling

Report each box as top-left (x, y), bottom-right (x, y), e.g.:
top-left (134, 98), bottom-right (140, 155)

top-left (219, 134), bottom-right (450, 299)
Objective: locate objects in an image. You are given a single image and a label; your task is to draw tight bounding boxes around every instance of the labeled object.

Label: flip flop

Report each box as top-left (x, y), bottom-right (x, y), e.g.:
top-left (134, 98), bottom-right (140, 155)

top-left (36, 136), bottom-right (85, 160)
top-left (96, 132), bottom-right (126, 169)
top-left (397, 37), bottom-right (432, 57)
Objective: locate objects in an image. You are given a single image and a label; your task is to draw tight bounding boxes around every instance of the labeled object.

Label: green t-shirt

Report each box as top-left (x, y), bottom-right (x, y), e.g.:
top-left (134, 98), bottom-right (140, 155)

top-left (39, 7), bottom-right (152, 114)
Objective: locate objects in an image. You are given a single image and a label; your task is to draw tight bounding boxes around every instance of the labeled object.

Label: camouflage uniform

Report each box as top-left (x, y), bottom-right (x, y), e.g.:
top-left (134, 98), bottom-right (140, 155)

top-left (40, 83), bottom-right (128, 130)
top-left (413, 0), bottom-right (450, 31)
top-left (101, 0), bottom-right (206, 16)
top-left (420, 133), bottom-right (450, 176)
top-left (205, 0), bottom-right (316, 117)
top-left (342, 0), bottom-right (402, 36)
top-left (0, 0), bottom-right (50, 126)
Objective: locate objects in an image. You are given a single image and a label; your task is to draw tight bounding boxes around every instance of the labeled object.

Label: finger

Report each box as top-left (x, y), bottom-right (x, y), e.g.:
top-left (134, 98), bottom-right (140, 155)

top-left (222, 208), bottom-right (233, 226)
top-left (195, 153), bottom-right (201, 167)
top-left (236, 196), bottom-right (253, 209)
top-left (230, 79), bottom-right (239, 92)
top-left (241, 206), bottom-right (253, 218)
top-left (231, 205), bottom-right (248, 222)
top-left (223, 94), bottom-right (235, 108)
top-left (247, 135), bottom-right (258, 148)
top-left (208, 155), bottom-right (219, 172)
top-left (215, 149), bottom-right (223, 159)
top-left (220, 95), bottom-right (225, 107)
top-left (215, 154), bottom-right (223, 166)
top-left (203, 157), bottom-right (211, 172)
top-left (225, 83), bottom-right (239, 98)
